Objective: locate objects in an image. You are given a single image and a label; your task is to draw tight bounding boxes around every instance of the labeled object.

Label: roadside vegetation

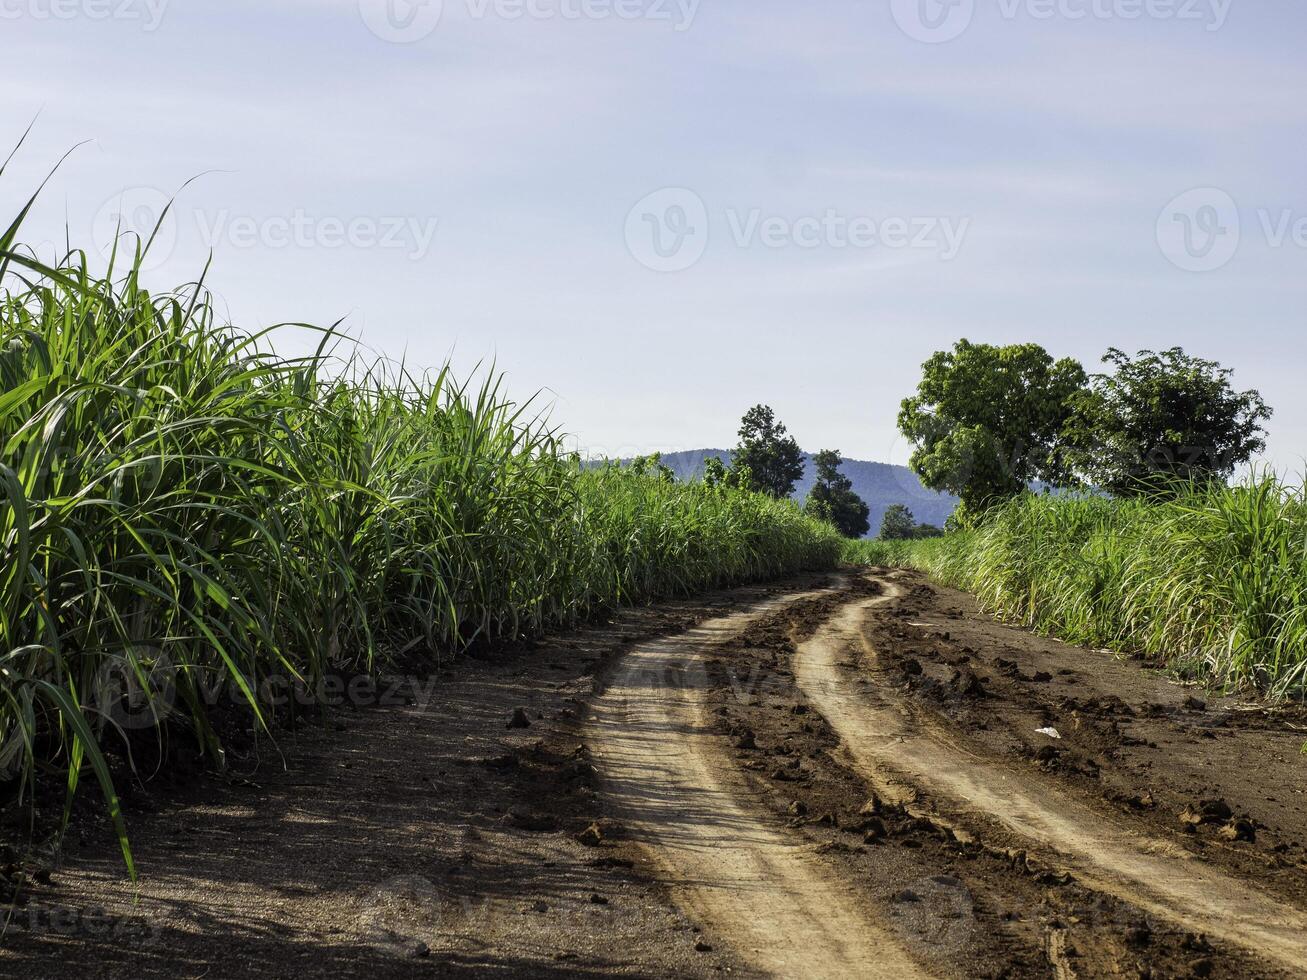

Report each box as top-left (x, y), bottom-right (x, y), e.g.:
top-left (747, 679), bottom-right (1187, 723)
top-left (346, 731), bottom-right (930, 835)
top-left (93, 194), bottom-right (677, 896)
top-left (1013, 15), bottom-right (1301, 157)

top-left (856, 338), bottom-right (1303, 698)
top-left (876, 503), bottom-right (942, 542)
top-left (0, 174), bottom-right (840, 868)
top-left (3, 138), bottom-right (1296, 886)
top-left (847, 479), bottom-right (1307, 696)
top-left (704, 411), bottom-right (873, 541)
top-left (802, 449), bottom-right (870, 538)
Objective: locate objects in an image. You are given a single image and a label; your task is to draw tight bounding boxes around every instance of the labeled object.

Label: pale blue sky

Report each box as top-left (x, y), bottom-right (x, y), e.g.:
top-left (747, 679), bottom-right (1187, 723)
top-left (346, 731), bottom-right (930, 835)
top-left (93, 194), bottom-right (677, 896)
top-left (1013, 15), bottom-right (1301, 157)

top-left (3, 0), bottom-right (1304, 470)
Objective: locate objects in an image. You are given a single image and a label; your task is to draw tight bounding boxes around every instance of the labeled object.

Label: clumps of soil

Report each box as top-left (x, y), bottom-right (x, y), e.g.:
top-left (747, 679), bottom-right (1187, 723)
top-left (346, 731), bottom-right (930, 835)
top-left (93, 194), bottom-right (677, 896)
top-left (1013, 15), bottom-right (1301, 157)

top-left (480, 736), bottom-right (635, 852)
top-left (860, 572), bottom-right (1307, 909)
top-left (502, 809), bottom-right (559, 833)
top-left (9, 581), bottom-right (803, 980)
top-left (0, 845), bottom-right (56, 906)
top-left (506, 706), bottom-right (532, 729)
top-left (1177, 799), bottom-right (1260, 844)
top-left (1109, 789), bottom-right (1157, 811)
top-left (947, 668), bottom-right (987, 699)
top-left (698, 584), bottom-right (1263, 980)
top-left (1180, 799), bottom-right (1233, 827)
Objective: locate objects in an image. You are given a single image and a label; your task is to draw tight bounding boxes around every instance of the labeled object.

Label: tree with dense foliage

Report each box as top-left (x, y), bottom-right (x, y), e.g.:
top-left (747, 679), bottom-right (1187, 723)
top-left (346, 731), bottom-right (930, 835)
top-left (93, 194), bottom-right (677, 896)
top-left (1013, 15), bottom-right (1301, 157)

top-left (702, 454), bottom-right (729, 489)
top-left (898, 340), bottom-right (1087, 517)
top-left (878, 503), bottom-right (919, 540)
top-left (629, 453), bottom-right (675, 482)
top-left (804, 450), bottom-right (871, 538)
top-left (732, 404), bottom-right (805, 498)
top-left (1061, 347), bottom-right (1272, 497)
top-left (702, 454), bottom-right (753, 493)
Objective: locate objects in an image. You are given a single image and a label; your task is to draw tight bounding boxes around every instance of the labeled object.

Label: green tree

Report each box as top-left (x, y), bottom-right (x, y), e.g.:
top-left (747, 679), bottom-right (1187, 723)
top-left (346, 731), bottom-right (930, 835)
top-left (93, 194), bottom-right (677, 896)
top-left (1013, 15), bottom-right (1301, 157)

top-left (629, 452), bottom-right (675, 482)
top-left (878, 503), bottom-right (918, 541)
top-left (701, 455), bottom-right (729, 490)
top-left (898, 340), bottom-right (1086, 515)
top-left (1061, 347), bottom-right (1272, 497)
top-left (803, 450), bottom-right (870, 538)
top-left (732, 404), bottom-right (805, 498)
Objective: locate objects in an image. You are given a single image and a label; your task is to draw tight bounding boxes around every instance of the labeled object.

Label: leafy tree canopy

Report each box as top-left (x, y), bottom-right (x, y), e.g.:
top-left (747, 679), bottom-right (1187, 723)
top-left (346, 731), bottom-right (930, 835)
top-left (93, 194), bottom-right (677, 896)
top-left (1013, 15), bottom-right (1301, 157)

top-left (702, 454), bottom-right (729, 489)
top-left (1061, 347), bottom-right (1272, 497)
top-left (702, 454), bottom-right (752, 493)
top-left (732, 404), bottom-right (805, 498)
top-left (878, 503), bottom-right (918, 541)
top-left (804, 449), bottom-right (870, 538)
top-left (628, 453), bottom-right (675, 482)
top-left (898, 340), bottom-right (1086, 513)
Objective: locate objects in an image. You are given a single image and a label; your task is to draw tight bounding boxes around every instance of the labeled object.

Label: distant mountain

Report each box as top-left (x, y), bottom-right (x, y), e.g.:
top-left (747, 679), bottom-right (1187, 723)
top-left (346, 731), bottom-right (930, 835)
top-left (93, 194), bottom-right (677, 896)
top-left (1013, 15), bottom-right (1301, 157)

top-left (630, 449), bottom-right (958, 538)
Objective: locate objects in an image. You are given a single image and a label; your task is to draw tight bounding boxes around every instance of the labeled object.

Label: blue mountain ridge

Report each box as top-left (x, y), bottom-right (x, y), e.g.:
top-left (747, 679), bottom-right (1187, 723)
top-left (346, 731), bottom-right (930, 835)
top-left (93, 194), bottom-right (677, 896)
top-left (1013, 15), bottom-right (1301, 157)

top-left (617, 449), bottom-right (959, 539)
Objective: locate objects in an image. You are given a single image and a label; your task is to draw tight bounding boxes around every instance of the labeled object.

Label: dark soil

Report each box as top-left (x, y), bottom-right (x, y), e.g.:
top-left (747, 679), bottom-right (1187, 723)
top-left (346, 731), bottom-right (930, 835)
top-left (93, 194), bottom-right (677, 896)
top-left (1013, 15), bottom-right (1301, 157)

top-left (701, 579), bottom-right (1287, 979)
top-left (0, 576), bottom-right (831, 979)
top-left (866, 573), bottom-right (1307, 913)
top-left (5, 567), bottom-right (1305, 978)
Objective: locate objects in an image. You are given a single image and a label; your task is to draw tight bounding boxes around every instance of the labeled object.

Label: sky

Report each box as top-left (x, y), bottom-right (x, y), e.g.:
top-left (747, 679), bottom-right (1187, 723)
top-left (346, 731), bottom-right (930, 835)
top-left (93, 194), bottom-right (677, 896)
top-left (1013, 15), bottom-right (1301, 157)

top-left (2, 0), bottom-right (1304, 470)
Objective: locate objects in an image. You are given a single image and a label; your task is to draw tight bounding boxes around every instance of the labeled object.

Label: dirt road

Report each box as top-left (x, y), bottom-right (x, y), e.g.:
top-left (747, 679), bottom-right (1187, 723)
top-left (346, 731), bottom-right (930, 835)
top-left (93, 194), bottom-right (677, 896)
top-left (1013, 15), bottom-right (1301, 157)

top-left (6, 569), bottom-right (1307, 978)
top-left (587, 588), bottom-right (930, 979)
top-left (587, 570), bottom-right (1307, 978)
top-left (796, 576), bottom-right (1307, 970)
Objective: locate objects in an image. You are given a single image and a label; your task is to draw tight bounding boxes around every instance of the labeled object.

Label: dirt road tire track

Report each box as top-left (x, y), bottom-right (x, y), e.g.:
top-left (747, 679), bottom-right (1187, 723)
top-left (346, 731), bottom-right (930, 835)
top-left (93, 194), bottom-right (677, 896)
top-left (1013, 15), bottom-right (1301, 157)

top-left (794, 571), bottom-right (1307, 975)
top-left (586, 587), bottom-right (933, 980)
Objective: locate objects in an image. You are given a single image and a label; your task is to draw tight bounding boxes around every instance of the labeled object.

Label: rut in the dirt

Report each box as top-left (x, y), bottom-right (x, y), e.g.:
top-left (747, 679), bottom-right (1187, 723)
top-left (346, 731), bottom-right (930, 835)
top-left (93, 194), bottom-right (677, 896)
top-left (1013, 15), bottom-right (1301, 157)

top-left (586, 588), bottom-right (931, 980)
top-left (794, 573), bottom-right (1307, 974)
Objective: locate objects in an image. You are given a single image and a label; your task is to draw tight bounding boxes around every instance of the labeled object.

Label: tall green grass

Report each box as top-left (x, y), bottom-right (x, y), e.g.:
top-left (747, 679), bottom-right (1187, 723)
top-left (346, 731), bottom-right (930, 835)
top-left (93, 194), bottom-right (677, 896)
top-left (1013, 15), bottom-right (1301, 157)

top-left (856, 481), bottom-right (1307, 697)
top-left (841, 537), bottom-right (921, 568)
top-left (0, 189), bottom-right (840, 870)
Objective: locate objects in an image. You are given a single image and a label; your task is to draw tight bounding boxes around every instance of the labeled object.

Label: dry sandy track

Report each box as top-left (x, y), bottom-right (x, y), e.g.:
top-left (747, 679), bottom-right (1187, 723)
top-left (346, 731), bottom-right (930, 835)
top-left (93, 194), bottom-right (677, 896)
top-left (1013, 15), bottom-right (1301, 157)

top-left (588, 570), bottom-right (1307, 978)
top-left (795, 573), bottom-right (1307, 974)
top-left (587, 588), bottom-right (933, 980)
top-left (10, 569), bottom-right (1307, 978)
